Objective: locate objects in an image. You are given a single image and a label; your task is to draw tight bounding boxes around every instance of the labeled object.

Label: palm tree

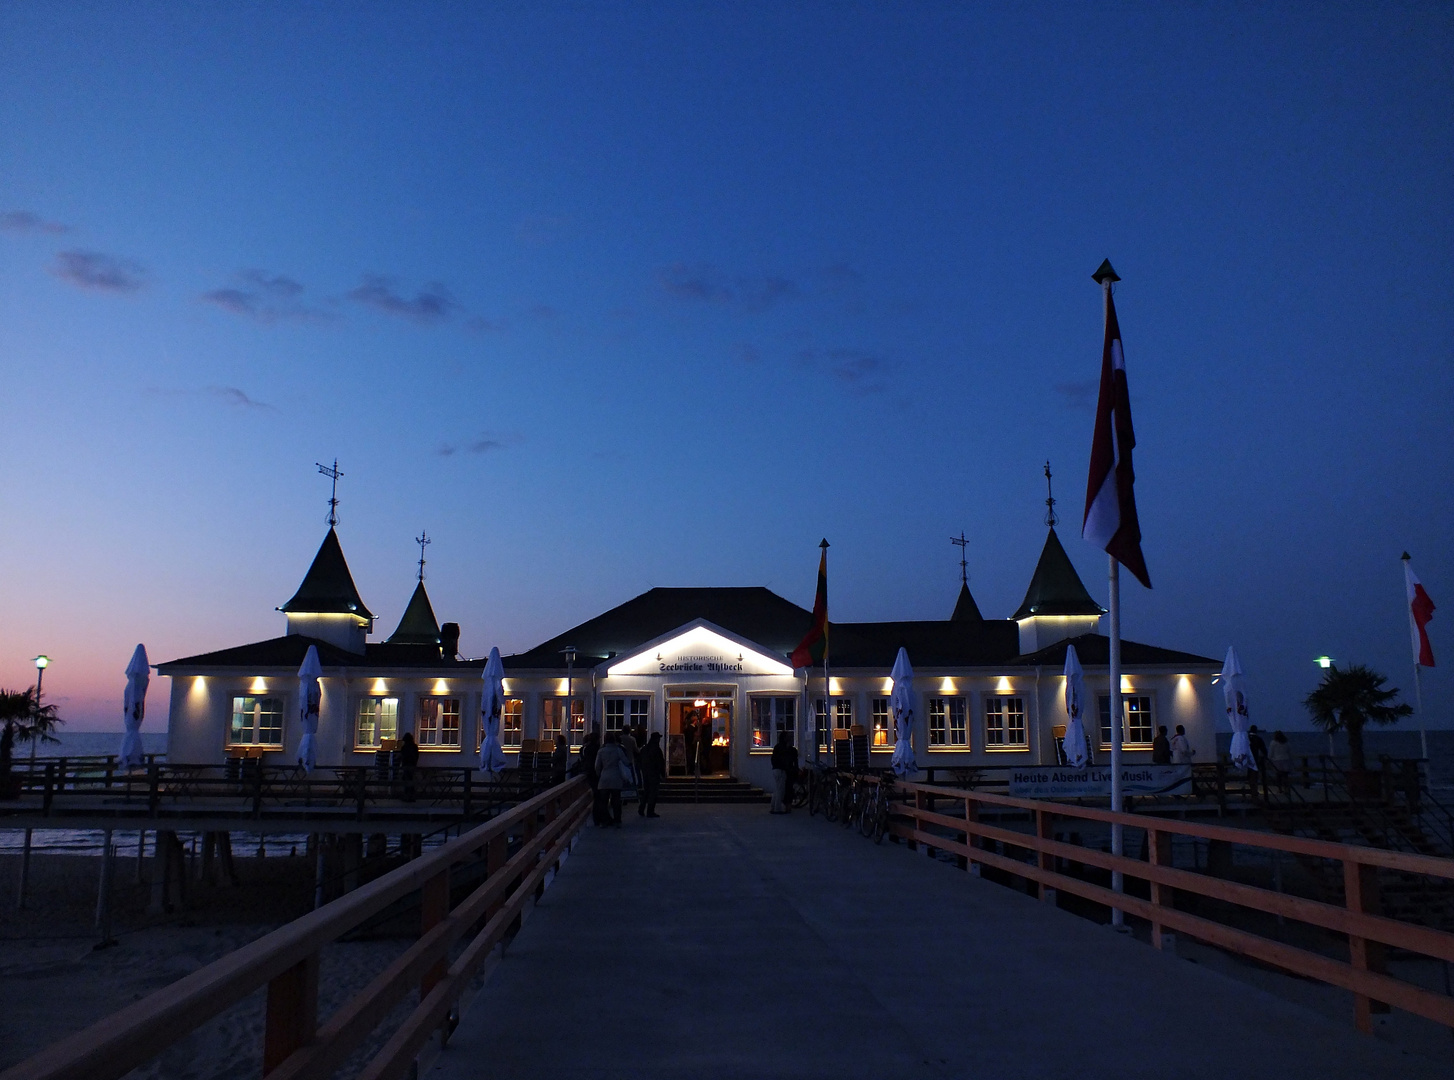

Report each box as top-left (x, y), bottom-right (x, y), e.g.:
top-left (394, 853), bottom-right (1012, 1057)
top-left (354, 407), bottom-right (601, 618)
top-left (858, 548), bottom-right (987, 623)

top-left (1303, 664), bottom-right (1411, 775)
top-left (0, 687), bottom-right (62, 794)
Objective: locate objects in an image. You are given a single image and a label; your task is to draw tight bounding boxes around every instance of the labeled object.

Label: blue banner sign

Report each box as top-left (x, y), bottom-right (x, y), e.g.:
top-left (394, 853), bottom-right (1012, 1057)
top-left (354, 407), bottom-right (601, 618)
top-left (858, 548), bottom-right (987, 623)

top-left (1008, 765), bottom-right (1192, 799)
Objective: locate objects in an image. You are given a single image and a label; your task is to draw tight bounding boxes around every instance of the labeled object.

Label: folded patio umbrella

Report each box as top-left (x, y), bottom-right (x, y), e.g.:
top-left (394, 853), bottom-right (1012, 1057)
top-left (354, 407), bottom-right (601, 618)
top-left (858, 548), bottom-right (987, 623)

top-left (1222, 646), bottom-right (1256, 770)
top-left (889, 647), bottom-right (917, 778)
top-left (118, 644), bottom-right (150, 770)
top-left (297, 645), bottom-right (322, 773)
top-left (479, 647), bottom-right (507, 775)
top-left (1062, 644), bottom-right (1090, 767)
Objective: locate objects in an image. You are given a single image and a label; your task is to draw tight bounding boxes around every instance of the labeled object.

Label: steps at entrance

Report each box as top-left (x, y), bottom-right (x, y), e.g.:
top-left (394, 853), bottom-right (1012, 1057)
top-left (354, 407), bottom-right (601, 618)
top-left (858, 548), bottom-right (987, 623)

top-left (653, 776), bottom-right (770, 804)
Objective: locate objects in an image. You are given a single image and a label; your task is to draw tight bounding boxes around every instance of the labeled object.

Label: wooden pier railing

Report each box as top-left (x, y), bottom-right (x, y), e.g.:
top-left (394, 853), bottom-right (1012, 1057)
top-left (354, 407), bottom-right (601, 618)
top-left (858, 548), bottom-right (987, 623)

top-left (887, 779), bottom-right (1454, 1034)
top-left (0, 776), bottom-right (592, 1080)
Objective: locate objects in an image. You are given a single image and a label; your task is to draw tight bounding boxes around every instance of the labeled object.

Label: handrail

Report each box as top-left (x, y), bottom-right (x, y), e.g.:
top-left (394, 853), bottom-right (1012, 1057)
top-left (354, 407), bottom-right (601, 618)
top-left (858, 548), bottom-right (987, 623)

top-left (887, 779), bottom-right (1454, 1034)
top-left (0, 776), bottom-right (591, 1080)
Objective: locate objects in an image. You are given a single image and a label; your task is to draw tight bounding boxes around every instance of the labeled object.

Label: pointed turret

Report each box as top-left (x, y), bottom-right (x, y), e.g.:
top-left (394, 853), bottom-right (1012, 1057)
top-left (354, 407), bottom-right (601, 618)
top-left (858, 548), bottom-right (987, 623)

top-left (387, 581), bottom-right (441, 646)
top-left (279, 529), bottom-right (373, 653)
top-left (1012, 528), bottom-right (1105, 653)
top-left (951, 581), bottom-right (983, 622)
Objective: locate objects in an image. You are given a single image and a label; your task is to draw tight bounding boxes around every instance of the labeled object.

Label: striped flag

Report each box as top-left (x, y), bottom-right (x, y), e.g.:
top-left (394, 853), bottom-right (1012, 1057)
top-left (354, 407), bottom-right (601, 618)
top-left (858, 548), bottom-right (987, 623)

top-left (1404, 556), bottom-right (1436, 667)
top-left (1083, 281), bottom-right (1151, 588)
top-left (791, 544), bottom-right (828, 669)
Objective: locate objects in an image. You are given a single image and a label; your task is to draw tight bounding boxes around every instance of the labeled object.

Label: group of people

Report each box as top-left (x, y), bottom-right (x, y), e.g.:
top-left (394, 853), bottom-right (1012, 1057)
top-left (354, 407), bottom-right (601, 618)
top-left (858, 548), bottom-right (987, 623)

top-left (680, 708), bottom-right (719, 775)
top-left (1150, 724), bottom-right (1196, 765)
top-left (573, 723), bottom-right (667, 826)
top-left (1150, 722), bottom-right (1294, 792)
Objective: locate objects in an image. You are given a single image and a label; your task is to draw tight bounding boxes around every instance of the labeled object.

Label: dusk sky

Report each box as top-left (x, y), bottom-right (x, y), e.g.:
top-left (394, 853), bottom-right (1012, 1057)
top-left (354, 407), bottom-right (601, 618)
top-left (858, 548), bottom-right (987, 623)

top-left (1, 4), bottom-right (1449, 734)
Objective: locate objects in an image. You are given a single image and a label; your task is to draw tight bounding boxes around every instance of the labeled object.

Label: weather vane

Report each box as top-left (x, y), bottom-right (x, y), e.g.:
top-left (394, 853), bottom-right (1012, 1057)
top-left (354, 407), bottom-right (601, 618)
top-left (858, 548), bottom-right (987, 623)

top-left (416, 530), bottom-right (431, 582)
top-left (950, 532), bottom-right (969, 587)
top-left (316, 459), bottom-right (343, 527)
top-left (1043, 460), bottom-right (1058, 528)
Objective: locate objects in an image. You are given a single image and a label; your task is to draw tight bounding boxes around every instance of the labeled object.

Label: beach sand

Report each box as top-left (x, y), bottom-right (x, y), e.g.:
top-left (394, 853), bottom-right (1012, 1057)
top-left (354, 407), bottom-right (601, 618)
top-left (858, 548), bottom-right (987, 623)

top-left (0, 853), bottom-right (422, 1079)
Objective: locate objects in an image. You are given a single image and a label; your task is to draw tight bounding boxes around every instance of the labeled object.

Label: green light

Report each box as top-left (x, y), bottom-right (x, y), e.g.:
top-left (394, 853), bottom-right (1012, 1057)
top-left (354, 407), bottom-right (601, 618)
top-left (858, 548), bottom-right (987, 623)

top-left (33, 654), bottom-right (49, 670)
top-left (1316, 655), bottom-right (1333, 669)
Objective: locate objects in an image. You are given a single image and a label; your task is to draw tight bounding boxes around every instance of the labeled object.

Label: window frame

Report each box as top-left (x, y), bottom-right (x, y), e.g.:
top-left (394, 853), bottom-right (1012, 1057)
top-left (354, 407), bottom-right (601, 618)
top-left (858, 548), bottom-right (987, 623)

top-left (542, 697), bottom-right (587, 747)
top-left (983, 694), bottom-right (1028, 751)
top-left (1098, 693), bottom-right (1156, 749)
top-left (417, 695), bottom-right (462, 749)
top-left (355, 695), bottom-right (400, 750)
top-left (603, 695), bottom-right (651, 733)
top-left (749, 696), bottom-right (797, 752)
top-left (229, 695), bottom-right (285, 749)
top-left (870, 697), bottom-right (892, 750)
top-left (927, 696), bottom-right (969, 750)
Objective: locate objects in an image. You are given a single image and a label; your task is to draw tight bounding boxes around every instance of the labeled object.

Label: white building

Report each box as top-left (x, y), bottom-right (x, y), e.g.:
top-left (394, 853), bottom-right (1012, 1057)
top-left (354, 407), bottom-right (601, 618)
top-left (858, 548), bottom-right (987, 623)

top-left (160, 525), bottom-right (1221, 789)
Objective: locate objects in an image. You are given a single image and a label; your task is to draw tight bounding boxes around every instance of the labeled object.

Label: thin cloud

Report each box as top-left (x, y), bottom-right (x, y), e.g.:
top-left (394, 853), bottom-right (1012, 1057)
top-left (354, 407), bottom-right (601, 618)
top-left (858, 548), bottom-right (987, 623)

top-left (52, 250), bottom-right (145, 293)
top-left (797, 348), bottom-right (891, 396)
top-left (1056, 380), bottom-right (1098, 412)
top-left (659, 263), bottom-right (803, 313)
top-left (465, 315), bottom-right (508, 333)
top-left (738, 275), bottom-right (800, 313)
top-left (660, 263), bottom-right (732, 303)
top-left (201, 269), bottom-right (330, 324)
top-left (207, 386), bottom-right (272, 410)
top-left (819, 261), bottom-right (863, 288)
top-left (1, 211), bottom-right (69, 235)
top-left (349, 275), bottom-right (459, 322)
top-left (436, 431), bottom-right (523, 457)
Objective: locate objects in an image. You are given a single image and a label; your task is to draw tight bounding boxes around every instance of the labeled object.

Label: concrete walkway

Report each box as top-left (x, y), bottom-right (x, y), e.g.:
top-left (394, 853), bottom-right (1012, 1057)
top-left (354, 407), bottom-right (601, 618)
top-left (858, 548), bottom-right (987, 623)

top-left (428, 805), bottom-right (1445, 1080)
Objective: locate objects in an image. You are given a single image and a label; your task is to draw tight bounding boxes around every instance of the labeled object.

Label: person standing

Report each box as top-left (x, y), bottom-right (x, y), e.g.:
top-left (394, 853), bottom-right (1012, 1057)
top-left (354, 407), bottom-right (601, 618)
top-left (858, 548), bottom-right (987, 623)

top-left (551, 734), bottom-right (568, 786)
top-left (770, 731), bottom-right (796, 814)
top-left (580, 724), bottom-right (602, 823)
top-left (639, 731), bottom-right (665, 818)
top-left (399, 731), bottom-right (420, 802)
top-left (594, 732), bottom-right (628, 827)
top-left (1170, 725), bottom-right (1195, 765)
top-left (1268, 730), bottom-right (1293, 793)
top-left (1151, 726), bottom-right (1172, 765)
top-left (619, 725), bottom-right (639, 787)
top-left (682, 711), bottom-right (699, 776)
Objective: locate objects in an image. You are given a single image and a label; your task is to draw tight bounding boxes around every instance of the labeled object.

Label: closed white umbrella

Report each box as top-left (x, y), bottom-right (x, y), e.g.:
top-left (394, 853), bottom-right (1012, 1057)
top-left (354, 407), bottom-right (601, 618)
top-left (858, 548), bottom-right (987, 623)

top-left (118, 644), bottom-right (149, 770)
top-left (479, 647), bottom-right (507, 775)
top-left (1062, 644), bottom-right (1090, 767)
top-left (297, 645), bottom-right (322, 773)
top-left (1222, 646), bottom-right (1255, 770)
top-left (889, 647), bottom-right (917, 778)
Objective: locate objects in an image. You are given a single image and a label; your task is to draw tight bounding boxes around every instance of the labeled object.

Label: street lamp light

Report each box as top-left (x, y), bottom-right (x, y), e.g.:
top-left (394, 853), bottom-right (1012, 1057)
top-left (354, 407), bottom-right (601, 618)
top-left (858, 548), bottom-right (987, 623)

top-left (17, 655), bottom-right (49, 910)
top-left (1315, 655), bottom-right (1334, 670)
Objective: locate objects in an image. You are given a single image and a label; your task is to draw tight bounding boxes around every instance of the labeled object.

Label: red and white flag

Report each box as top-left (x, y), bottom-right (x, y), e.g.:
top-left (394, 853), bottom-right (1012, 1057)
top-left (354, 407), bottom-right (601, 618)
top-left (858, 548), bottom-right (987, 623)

top-left (1404, 557), bottom-right (1436, 667)
top-left (1082, 283), bottom-right (1151, 588)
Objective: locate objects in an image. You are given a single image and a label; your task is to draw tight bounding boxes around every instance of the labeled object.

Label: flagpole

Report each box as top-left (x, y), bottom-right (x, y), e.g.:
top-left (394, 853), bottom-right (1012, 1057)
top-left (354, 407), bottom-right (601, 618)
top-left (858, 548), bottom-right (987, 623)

top-left (1402, 552), bottom-right (1431, 776)
top-left (1108, 554), bottom-right (1124, 927)
top-left (822, 539), bottom-right (831, 765)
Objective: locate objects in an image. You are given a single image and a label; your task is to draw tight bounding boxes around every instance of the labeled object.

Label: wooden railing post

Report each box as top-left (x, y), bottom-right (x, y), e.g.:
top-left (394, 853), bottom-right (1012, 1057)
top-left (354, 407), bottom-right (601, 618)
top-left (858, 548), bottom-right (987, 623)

top-left (1036, 808), bottom-right (1055, 902)
top-left (964, 794), bottom-right (980, 876)
top-left (263, 952), bottom-right (319, 1075)
top-left (421, 868), bottom-right (451, 1000)
top-left (1149, 827), bottom-right (1173, 947)
top-left (485, 832), bottom-right (508, 923)
top-left (1343, 857), bottom-right (1388, 1031)
top-left (913, 789), bottom-right (929, 856)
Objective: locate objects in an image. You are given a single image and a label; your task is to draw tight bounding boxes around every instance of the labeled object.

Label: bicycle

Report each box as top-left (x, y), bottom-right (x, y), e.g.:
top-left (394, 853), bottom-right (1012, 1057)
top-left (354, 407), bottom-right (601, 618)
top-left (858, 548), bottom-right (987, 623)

top-left (858, 772), bottom-right (895, 843)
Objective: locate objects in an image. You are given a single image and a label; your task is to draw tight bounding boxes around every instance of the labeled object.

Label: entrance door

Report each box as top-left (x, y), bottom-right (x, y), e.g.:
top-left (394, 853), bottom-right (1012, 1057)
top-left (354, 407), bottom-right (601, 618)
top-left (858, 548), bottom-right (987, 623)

top-left (665, 687), bottom-right (734, 776)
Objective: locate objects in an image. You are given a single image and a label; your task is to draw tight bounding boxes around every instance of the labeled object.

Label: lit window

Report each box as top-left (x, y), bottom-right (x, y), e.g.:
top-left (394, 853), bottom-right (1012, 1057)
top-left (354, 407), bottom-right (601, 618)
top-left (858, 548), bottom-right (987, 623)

top-left (812, 698), bottom-right (853, 750)
top-left (984, 696), bottom-right (1027, 748)
top-left (418, 697), bottom-right (461, 747)
top-left (750, 697), bottom-right (796, 748)
top-left (604, 696), bottom-right (651, 732)
top-left (356, 697), bottom-right (399, 749)
top-left (870, 698), bottom-right (891, 748)
top-left (230, 696), bottom-right (284, 747)
top-left (543, 698), bottom-right (585, 746)
top-left (1099, 695), bottom-right (1154, 747)
top-left (501, 699), bottom-right (524, 748)
top-left (928, 697), bottom-right (968, 748)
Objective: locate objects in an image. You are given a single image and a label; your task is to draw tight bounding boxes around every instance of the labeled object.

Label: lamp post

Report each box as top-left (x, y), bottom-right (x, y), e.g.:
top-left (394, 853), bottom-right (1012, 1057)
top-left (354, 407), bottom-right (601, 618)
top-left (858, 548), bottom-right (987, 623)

top-left (1315, 656), bottom-right (1335, 757)
top-left (562, 646), bottom-right (577, 746)
top-left (17, 654), bottom-right (49, 910)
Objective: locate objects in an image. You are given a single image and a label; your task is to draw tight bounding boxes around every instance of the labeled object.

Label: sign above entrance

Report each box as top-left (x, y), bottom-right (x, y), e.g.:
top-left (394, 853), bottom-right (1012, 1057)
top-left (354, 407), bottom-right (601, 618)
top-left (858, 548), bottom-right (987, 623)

top-left (605, 622), bottom-right (796, 678)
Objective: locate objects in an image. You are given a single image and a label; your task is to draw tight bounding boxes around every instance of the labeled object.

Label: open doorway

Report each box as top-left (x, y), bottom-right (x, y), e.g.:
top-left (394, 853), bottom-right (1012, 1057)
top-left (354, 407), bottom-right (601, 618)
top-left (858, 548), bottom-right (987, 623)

top-left (666, 687), bottom-right (733, 776)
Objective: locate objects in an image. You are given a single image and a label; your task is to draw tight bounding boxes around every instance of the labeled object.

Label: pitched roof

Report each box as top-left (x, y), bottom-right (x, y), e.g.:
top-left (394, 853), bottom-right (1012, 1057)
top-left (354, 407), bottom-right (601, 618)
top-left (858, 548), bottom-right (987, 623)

top-left (386, 581), bottom-right (440, 645)
top-left (1012, 529), bottom-right (1106, 620)
top-left (1006, 633), bottom-right (1219, 669)
top-left (828, 620), bottom-right (1020, 668)
top-left (278, 529), bottom-right (374, 619)
top-left (951, 581), bottom-right (983, 622)
top-left (157, 634), bottom-right (479, 672)
top-left (504, 587), bottom-right (814, 670)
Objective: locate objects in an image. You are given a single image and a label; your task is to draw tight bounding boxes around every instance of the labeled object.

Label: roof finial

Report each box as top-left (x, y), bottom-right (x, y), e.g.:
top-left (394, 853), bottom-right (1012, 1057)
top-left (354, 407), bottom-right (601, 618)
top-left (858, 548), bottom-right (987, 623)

top-left (416, 530), bottom-right (431, 583)
top-left (950, 532), bottom-right (969, 586)
top-left (316, 459), bottom-right (343, 527)
top-left (1043, 460), bottom-right (1058, 528)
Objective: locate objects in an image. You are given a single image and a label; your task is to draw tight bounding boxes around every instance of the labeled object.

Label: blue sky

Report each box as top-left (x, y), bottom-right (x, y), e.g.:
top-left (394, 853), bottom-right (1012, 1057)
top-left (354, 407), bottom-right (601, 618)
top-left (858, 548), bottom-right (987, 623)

top-left (1, 3), bottom-right (1449, 732)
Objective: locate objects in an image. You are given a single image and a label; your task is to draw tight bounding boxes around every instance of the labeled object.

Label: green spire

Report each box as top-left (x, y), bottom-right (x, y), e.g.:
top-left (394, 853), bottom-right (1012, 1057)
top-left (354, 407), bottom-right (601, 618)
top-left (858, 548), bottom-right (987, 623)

top-left (279, 528), bottom-right (374, 618)
top-left (387, 580), bottom-right (441, 645)
top-left (1012, 529), bottom-right (1106, 619)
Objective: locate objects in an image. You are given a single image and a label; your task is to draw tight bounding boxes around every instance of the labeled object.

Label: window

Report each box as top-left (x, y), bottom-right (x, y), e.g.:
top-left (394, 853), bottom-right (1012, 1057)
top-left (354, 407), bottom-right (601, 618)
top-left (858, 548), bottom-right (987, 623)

top-left (870, 698), bottom-right (892, 748)
top-left (230, 696), bottom-right (284, 747)
top-left (542, 698), bottom-right (586, 746)
top-left (812, 698), bottom-right (853, 750)
top-left (604, 696), bottom-right (651, 732)
top-left (750, 697), bottom-right (796, 749)
top-left (356, 696), bottom-right (399, 749)
top-left (928, 697), bottom-right (968, 749)
top-left (418, 697), bottom-right (461, 748)
top-left (501, 699), bottom-right (524, 748)
top-left (1099, 694), bottom-right (1154, 747)
top-left (984, 696), bottom-right (1027, 748)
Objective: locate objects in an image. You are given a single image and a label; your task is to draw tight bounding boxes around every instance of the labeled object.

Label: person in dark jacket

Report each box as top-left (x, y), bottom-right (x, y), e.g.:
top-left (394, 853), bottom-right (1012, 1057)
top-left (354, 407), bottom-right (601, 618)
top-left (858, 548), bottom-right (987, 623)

top-left (1151, 726), bottom-right (1172, 765)
top-left (551, 734), bottom-right (568, 785)
top-left (638, 731), bottom-right (666, 818)
top-left (399, 731), bottom-right (420, 802)
top-left (580, 725), bottom-right (603, 823)
top-left (770, 731), bottom-right (797, 814)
